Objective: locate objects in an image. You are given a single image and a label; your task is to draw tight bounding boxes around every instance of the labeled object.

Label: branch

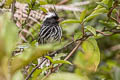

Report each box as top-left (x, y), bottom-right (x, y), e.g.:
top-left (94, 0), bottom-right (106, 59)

top-left (11, 0), bottom-right (16, 21)
top-left (41, 26), bottom-right (120, 79)
top-left (57, 0), bottom-right (69, 5)
top-left (22, 0), bottom-right (36, 27)
top-left (96, 30), bottom-right (113, 36)
top-left (25, 58), bottom-right (47, 80)
top-left (41, 34), bottom-right (91, 80)
top-left (107, 1), bottom-right (119, 24)
top-left (96, 27), bottom-right (120, 36)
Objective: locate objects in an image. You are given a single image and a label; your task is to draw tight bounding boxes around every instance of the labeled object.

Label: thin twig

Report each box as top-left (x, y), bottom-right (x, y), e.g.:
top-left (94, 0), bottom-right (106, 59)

top-left (107, 1), bottom-right (119, 24)
top-left (57, 0), bottom-right (69, 5)
top-left (81, 22), bottom-right (85, 36)
top-left (11, 0), bottom-right (16, 21)
top-left (96, 30), bottom-right (113, 36)
top-left (25, 58), bottom-right (47, 80)
top-left (41, 71), bottom-right (51, 80)
top-left (22, 0), bottom-right (36, 27)
top-left (64, 35), bottom-right (90, 60)
top-left (49, 41), bottom-right (75, 56)
top-left (96, 28), bottom-right (120, 36)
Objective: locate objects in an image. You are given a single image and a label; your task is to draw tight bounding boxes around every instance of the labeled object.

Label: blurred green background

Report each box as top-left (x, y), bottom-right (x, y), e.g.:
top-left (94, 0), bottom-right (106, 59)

top-left (0, 0), bottom-right (120, 80)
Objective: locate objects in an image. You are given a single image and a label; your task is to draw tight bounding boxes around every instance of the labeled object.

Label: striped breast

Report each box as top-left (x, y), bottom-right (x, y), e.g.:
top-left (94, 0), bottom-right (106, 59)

top-left (38, 24), bottom-right (62, 44)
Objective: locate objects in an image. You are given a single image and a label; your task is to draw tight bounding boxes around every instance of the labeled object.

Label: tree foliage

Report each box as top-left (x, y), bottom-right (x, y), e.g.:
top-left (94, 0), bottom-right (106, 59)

top-left (0, 0), bottom-right (120, 80)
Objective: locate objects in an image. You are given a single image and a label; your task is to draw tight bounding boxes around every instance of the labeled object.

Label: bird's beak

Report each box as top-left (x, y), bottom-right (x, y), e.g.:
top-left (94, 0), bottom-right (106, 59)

top-left (57, 18), bottom-right (64, 22)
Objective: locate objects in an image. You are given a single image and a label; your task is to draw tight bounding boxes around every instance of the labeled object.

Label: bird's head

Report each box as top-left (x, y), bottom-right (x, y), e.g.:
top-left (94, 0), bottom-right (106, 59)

top-left (43, 11), bottom-right (62, 25)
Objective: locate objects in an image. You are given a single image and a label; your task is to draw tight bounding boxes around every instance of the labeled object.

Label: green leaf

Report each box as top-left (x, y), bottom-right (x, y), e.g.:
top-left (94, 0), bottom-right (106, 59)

top-left (53, 53), bottom-right (67, 61)
top-left (40, 7), bottom-right (48, 13)
top-left (45, 56), bottom-right (53, 63)
top-left (31, 0), bottom-right (36, 3)
top-left (12, 70), bottom-right (24, 80)
top-left (107, 0), bottom-right (113, 8)
top-left (46, 0), bottom-right (54, 4)
top-left (99, 20), bottom-right (117, 27)
top-left (85, 26), bottom-right (96, 36)
top-left (0, 40), bottom-right (5, 62)
top-left (31, 40), bottom-right (37, 46)
top-left (5, 0), bottom-right (13, 6)
top-left (79, 10), bottom-right (87, 23)
top-left (91, 8), bottom-right (107, 14)
top-left (39, 0), bottom-right (47, 5)
top-left (113, 67), bottom-right (120, 80)
top-left (11, 48), bottom-right (47, 74)
top-left (74, 31), bottom-right (83, 40)
top-left (0, 13), bottom-right (19, 56)
top-left (96, 2), bottom-right (108, 9)
top-left (60, 19), bottom-right (80, 24)
top-left (32, 3), bottom-right (41, 10)
top-left (84, 8), bottom-right (107, 22)
top-left (46, 72), bottom-right (89, 80)
top-left (95, 0), bottom-right (109, 9)
top-left (84, 13), bottom-right (102, 22)
top-left (32, 69), bottom-right (42, 80)
top-left (73, 37), bottom-right (100, 72)
top-left (53, 60), bottom-right (72, 65)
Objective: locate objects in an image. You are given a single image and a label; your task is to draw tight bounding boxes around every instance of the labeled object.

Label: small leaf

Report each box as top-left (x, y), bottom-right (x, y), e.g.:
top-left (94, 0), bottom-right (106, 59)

top-left (107, 0), bottom-right (113, 8)
top-left (92, 8), bottom-right (107, 14)
top-left (61, 19), bottom-right (80, 24)
top-left (46, 0), bottom-right (54, 4)
top-left (12, 70), bottom-right (24, 80)
top-left (0, 13), bottom-right (19, 55)
top-left (99, 20), bottom-right (117, 27)
top-left (53, 53), bottom-right (66, 61)
top-left (79, 9), bottom-right (87, 23)
top-left (96, 2), bottom-right (108, 9)
top-left (74, 31), bottom-right (83, 40)
top-left (45, 56), bottom-right (53, 63)
top-left (11, 47), bottom-right (52, 74)
top-left (40, 7), bottom-right (48, 13)
top-left (85, 26), bottom-right (96, 36)
top-left (31, 40), bottom-right (37, 46)
top-left (113, 67), bottom-right (120, 80)
top-left (84, 8), bottom-right (107, 22)
top-left (84, 13), bottom-right (102, 22)
top-left (33, 4), bottom-right (41, 10)
top-left (95, 0), bottom-right (109, 10)
top-left (73, 37), bottom-right (100, 72)
top-left (53, 60), bottom-right (72, 65)
top-left (31, 0), bottom-right (36, 3)
top-left (32, 69), bottom-right (42, 80)
top-left (46, 72), bottom-right (89, 80)
top-left (39, 0), bottom-right (47, 5)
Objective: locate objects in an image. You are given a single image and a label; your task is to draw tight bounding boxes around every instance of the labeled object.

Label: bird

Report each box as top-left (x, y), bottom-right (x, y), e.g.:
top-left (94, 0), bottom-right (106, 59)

top-left (38, 11), bottom-right (62, 44)
top-left (37, 10), bottom-right (63, 73)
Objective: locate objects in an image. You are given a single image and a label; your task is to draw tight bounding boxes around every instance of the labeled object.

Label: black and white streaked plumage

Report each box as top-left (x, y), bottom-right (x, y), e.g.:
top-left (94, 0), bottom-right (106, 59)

top-left (38, 12), bottom-right (62, 44)
top-left (37, 12), bottom-right (62, 73)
